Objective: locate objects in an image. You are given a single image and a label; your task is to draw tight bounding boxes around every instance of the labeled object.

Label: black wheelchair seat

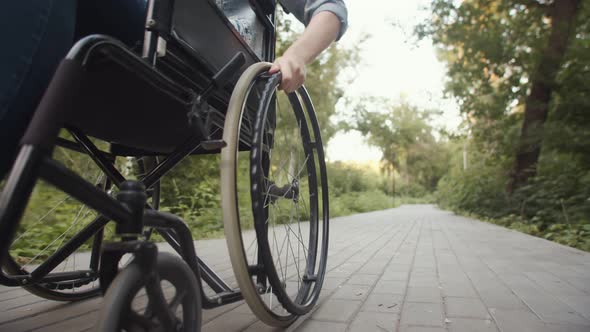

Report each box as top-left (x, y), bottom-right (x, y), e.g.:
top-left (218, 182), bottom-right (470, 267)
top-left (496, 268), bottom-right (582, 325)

top-left (67, 54), bottom-right (196, 154)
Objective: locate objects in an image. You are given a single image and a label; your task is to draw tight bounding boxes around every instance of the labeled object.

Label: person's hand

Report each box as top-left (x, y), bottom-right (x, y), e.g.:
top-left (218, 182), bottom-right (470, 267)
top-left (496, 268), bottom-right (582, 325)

top-left (267, 11), bottom-right (341, 93)
top-left (268, 51), bottom-right (306, 93)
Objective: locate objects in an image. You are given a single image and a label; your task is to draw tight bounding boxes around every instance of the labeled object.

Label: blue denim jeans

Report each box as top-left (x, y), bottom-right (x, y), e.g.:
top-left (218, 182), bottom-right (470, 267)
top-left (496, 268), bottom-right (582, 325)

top-left (0, 0), bottom-right (76, 178)
top-left (76, 0), bottom-right (148, 48)
top-left (0, 0), bottom-right (150, 179)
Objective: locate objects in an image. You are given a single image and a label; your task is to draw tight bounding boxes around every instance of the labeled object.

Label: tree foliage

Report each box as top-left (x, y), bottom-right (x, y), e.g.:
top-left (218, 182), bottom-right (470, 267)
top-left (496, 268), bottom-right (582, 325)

top-left (420, 0), bottom-right (590, 248)
top-left (347, 98), bottom-right (451, 195)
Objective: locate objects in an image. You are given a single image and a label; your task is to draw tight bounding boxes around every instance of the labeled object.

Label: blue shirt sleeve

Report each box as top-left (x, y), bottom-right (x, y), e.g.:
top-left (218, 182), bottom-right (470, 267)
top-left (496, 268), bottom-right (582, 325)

top-left (280, 0), bottom-right (348, 41)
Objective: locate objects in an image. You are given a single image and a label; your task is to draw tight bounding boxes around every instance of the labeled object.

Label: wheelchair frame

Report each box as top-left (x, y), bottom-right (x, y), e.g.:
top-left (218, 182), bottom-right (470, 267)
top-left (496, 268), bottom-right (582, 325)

top-left (0, 0), bottom-right (280, 310)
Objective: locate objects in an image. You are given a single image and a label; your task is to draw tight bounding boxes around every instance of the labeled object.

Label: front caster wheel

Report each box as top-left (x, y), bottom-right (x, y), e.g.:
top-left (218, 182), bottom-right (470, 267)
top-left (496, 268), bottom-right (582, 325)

top-left (95, 252), bottom-right (201, 332)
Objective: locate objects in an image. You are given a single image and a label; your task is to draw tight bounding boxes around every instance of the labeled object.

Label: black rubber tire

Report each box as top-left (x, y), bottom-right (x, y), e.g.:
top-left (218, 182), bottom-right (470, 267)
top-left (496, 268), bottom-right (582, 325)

top-left (222, 62), bottom-right (297, 327)
top-left (250, 83), bottom-right (330, 315)
top-left (222, 63), bottom-right (329, 325)
top-left (95, 252), bottom-right (201, 332)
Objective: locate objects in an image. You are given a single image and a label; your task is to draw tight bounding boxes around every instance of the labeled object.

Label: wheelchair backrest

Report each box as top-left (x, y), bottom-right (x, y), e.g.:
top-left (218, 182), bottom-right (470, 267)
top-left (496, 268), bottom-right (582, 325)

top-left (172, 0), bottom-right (273, 72)
top-left (63, 0), bottom-right (277, 155)
top-left (76, 0), bottom-right (275, 82)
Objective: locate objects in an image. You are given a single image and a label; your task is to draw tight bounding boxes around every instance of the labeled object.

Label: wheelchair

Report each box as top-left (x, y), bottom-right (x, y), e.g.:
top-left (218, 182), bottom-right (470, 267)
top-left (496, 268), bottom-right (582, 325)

top-left (0, 0), bottom-right (330, 330)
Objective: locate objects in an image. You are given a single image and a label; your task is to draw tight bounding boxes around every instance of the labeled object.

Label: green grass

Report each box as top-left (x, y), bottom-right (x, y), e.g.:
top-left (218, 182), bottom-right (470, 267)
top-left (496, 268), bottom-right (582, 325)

top-left (330, 190), bottom-right (398, 217)
top-left (452, 210), bottom-right (590, 252)
top-left (394, 194), bottom-right (437, 205)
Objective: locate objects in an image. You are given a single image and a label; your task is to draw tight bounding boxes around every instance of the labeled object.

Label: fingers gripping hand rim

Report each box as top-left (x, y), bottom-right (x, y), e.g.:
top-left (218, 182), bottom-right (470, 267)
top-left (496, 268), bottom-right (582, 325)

top-left (268, 57), bottom-right (306, 93)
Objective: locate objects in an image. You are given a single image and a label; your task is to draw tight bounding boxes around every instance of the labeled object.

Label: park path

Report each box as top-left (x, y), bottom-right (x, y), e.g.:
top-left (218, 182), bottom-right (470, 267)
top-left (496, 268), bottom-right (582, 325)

top-left (1, 205), bottom-right (589, 331)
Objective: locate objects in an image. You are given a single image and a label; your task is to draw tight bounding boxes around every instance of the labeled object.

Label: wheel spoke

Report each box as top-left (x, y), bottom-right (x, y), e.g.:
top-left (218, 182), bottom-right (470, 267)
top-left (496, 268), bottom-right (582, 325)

top-left (146, 278), bottom-right (177, 331)
top-left (143, 302), bottom-right (154, 318)
top-left (24, 204), bottom-right (93, 267)
top-left (125, 311), bottom-right (155, 331)
top-left (11, 195), bottom-right (72, 245)
top-left (168, 290), bottom-right (187, 313)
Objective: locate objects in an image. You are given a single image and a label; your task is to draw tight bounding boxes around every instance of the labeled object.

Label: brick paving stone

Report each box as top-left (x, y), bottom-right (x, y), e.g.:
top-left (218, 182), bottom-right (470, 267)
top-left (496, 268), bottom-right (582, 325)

top-left (337, 262), bottom-right (362, 272)
top-left (201, 313), bottom-right (256, 331)
top-left (440, 281), bottom-right (478, 298)
top-left (0, 298), bottom-right (102, 332)
top-left (331, 284), bottom-right (372, 300)
top-left (399, 326), bottom-right (446, 332)
top-left (380, 271), bottom-right (410, 281)
top-left (231, 302), bottom-right (254, 314)
top-left (406, 286), bottom-right (442, 303)
top-left (361, 293), bottom-right (403, 314)
top-left (329, 269), bottom-right (357, 278)
top-left (243, 320), bottom-right (283, 332)
top-left (437, 271), bottom-right (470, 285)
top-left (346, 274), bottom-right (380, 286)
top-left (400, 302), bottom-right (444, 327)
top-left (373, 280), bottom-right (407, 295)
top-left (361, 263), bottom-right (388, 275)
top-left (385, 264), bottom-right (412, 273)
top-left (348, 312), bottom-right (397, 332)
top-left (523, 271), bottom-right (583, 297)
top-left (296, 320), bottom-right (347, 332)
top-left (408, 276), bottom-right (439, 287)
top-left (411, 267), bottom-right (437, 276)
top-left (201, 302), bottom-right (243, 323)
top-left (446, 318), bottom-right (498, 332)
top-left (543, 323), bottom-right (590, 332)
top-left (561, 276), bottom-right (590, 295)
top-left (310, 299), bottom-right (361, 322)
top-left (445, 297), bottom-right (490, 319)
top-left (489, 308), bottom-right (548, 332)
top-left (558, 295), bottom-right (590, 321)
top-left (477, 288), bottom-right (528, 310)
top-left (35, 312), bottom-right (96, 332)
top-left (499, 275), bottom-right (590, 325)
top-left (322, 277), bottom-right (348, 291)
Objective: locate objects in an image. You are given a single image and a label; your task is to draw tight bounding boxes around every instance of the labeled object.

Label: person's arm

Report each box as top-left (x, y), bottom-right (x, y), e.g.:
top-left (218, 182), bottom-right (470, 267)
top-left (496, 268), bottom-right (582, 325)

top-left (268, 11), bottom-right (342, 93)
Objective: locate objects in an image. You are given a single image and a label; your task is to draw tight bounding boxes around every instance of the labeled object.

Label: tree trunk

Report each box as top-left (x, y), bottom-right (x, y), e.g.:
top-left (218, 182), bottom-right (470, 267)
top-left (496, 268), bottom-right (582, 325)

top-left (509, 0), bottom-right (581, 193)
top-left (391, 169), bottom-right (396, 196)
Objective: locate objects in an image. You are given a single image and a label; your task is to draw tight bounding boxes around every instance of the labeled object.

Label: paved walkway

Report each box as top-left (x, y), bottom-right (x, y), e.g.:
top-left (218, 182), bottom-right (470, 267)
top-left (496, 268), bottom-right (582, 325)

top-left (1, 205), bottom-right (589, 331)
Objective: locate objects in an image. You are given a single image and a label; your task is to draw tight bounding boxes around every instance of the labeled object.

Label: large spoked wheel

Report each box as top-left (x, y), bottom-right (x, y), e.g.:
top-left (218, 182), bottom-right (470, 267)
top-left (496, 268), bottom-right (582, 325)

top-left (95, 252), bottom-right (201, 332)
top-left (2, 152), bottom-right (159, 301)
top-left (221, 63), bottom-right (329, 326)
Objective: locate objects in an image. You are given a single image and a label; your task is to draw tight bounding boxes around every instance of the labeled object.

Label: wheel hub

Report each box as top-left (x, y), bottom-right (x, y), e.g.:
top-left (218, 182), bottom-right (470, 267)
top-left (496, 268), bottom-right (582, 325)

top-left (266, 179), bottom-right (299, 203)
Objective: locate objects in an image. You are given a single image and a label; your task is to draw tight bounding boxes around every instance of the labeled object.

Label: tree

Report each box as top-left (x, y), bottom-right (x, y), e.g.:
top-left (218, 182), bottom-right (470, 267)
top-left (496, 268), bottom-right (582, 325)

top-left (417, 0), bottom-right (586, 192)
top-left (420, 0), bottom-right (590, 226)
top-left (510, 0), bottom-right (582, 191)
top-left (348, 98), bottom-right (450, 194)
